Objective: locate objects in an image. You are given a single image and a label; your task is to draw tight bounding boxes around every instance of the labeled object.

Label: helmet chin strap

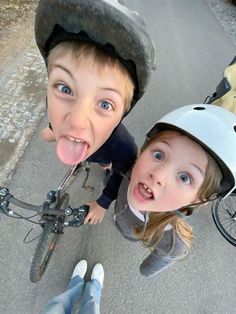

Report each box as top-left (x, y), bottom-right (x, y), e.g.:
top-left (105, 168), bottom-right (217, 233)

top-left (174, 195), bottom-right (220, 218)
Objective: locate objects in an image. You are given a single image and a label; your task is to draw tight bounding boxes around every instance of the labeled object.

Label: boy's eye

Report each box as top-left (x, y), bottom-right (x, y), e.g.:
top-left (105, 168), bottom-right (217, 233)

top-left (57, 84), bottom-right (71, 95)
top-left (153, 150), bottom-right (164, 161)
top-left (99, 101), bottom-right (113, 111)
top-left (178, 172), bottom-right (192, 185)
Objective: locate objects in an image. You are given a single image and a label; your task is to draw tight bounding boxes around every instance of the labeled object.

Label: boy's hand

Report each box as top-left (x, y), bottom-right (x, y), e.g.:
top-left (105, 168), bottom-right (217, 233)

top-left (84, 201), bottom-right (106, 224)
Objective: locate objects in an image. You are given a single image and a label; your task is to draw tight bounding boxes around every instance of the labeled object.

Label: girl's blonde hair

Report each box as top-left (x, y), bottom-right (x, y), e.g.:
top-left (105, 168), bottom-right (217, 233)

top-left (133, 131), bottom-right (223, 252)
top-left (47, 41), bottom-right (134, 113)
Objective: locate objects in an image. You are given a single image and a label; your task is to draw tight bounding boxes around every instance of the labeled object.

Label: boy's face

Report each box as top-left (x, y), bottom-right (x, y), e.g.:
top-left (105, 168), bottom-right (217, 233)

top-left (47, 52), bottom-right (126, 164)
top-left (128, 130), bottom-right (208, 212)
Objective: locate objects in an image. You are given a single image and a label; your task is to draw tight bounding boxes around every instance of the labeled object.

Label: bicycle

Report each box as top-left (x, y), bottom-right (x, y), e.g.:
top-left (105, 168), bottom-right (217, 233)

top-left (211, 192), bottom-right (236, 247)
top-left (204, 55), bottom-right (236, 247)
top-left (0, 161), bottom-right (95, 283)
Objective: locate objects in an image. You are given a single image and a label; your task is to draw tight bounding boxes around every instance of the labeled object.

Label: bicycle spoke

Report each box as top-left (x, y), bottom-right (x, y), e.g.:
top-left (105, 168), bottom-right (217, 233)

top-left (212, 195), bottom-right (236, 246)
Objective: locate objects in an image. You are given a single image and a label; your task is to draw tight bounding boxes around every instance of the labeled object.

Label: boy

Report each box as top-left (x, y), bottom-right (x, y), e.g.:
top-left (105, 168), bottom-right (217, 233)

top-left (34, 0), bottom-right (156, 224)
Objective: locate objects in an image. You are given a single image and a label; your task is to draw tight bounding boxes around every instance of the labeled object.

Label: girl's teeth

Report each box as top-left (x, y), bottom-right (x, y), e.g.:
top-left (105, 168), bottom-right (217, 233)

top-left (138, 183), bottom-right (153, 200)
top-left (143, 184), bottom-right (152, 193)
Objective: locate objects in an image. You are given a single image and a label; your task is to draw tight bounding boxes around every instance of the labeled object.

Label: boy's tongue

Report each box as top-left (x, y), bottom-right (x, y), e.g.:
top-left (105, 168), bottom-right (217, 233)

top-left (56, 137), bottom-right (88, 165)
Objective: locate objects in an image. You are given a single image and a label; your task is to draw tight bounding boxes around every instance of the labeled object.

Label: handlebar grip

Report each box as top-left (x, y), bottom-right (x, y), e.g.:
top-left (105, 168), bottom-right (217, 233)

top-left (69, 204), bottom-right (89, 226)
top-left (0, 187), bottom-right (9, 199)
top-left (75, 204), bottom-right (89, 216)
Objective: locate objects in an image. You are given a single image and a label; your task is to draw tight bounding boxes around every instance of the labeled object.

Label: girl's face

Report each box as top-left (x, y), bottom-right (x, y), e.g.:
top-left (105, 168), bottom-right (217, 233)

top-left (128, 130), bottom-right (208, 212)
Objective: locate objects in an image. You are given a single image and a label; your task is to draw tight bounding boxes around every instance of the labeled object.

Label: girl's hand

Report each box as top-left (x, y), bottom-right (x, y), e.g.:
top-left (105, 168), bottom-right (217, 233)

top-left (84, 201), bottom-right (106, 224)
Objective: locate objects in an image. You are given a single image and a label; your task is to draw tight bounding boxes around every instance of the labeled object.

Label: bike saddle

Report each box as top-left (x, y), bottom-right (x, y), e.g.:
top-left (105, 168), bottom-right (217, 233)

top-left (206, 56), bottom-right (236, 113)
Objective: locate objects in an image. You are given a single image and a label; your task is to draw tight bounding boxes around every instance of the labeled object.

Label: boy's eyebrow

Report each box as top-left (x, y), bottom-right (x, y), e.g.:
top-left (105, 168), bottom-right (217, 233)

top-left (50, 66), bottom-right (122, 97)
top-left (52, 64), bottom-right (73, 79)
top-left (100, 87), bottom-right (123, 97)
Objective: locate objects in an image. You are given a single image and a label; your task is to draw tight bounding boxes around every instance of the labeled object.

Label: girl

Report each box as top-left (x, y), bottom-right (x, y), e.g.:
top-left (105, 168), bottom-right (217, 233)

top-left (114, 104), bottom-right (236, 277)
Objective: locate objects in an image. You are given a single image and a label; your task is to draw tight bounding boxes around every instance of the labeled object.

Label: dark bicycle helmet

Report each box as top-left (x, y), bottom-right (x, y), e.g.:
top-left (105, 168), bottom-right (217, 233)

top-left (35, 0), bottom-right (156, 109)
top-left (146, 104), bottom-right (236, 199)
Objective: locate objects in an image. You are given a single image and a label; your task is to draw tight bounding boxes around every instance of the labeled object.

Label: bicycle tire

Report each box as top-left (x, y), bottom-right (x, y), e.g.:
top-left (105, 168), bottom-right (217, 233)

top-left (211, 194), bottom-right (236, 246)
top-left (30, 193), bottom-right (69, 283)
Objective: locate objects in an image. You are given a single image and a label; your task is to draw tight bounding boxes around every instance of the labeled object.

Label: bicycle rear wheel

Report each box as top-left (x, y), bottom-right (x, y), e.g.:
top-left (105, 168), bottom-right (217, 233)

top-left (211, 194), bottom-right (236, 246)
top-left (30, 193), bottom-right (69, 283)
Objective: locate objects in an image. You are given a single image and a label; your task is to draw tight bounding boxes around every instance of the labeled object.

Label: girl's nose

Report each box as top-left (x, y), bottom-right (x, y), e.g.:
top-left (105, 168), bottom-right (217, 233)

top-left (150, 164), bottom-right (170, 186)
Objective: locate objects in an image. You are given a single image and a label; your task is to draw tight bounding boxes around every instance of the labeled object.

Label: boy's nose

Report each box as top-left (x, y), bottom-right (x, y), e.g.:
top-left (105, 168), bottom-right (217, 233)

top-left (67, 100), bottom-right (92, 130)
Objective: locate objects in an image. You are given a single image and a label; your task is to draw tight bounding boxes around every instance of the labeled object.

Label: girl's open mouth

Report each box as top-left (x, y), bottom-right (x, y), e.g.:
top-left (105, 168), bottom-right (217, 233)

top-left (138, 183), bottom-right (154, 200)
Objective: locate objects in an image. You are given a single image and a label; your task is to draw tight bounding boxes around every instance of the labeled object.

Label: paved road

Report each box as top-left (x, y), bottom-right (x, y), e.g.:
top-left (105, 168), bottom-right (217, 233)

top-left (0, 0), bottom-right (45, 185)
top-left (1, 0), bottom-right (236, 313)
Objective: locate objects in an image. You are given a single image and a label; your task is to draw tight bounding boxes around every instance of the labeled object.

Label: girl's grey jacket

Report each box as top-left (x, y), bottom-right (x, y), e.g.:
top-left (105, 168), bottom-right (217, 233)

top-left (114, 175), bottom-right (188, 277)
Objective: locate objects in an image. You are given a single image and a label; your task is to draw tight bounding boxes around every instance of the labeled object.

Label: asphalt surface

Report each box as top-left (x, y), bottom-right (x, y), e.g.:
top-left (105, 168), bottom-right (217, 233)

top-left (1, 0), bottom-right (236, 313)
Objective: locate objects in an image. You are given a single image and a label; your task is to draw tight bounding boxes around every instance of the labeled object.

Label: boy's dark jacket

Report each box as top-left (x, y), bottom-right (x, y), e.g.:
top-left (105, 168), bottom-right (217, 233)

top-left (88, 122), bottom-right (138, 209)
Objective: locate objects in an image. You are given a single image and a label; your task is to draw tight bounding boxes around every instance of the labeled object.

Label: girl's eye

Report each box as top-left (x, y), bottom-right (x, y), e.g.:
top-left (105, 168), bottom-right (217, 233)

top-left (99, 100), bottom-right (113, 111)
top-left (178, 172), bottom-right (192, 185)
top-left (57, 84), bottom-right (72, 95)
top-left (153, 150), bottom-right (164, 161)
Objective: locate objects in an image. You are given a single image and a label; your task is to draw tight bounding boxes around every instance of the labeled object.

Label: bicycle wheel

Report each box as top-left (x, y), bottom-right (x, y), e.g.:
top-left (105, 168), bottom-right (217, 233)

top-left (211, 194), bottom-right (236, 246)
top-left (30, 193), bottom-right (69, 283)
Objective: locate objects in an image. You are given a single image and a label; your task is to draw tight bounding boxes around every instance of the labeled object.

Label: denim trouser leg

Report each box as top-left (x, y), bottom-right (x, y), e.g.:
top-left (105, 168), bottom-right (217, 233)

top-left (42, 275), bottom-right (84, 314)
top-left (77, 279), bottom-right (102, 314)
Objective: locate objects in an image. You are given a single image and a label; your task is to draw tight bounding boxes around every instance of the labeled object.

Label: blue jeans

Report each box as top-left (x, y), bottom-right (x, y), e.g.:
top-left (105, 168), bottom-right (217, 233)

top-left (42, 275), bottom-right (102, 314)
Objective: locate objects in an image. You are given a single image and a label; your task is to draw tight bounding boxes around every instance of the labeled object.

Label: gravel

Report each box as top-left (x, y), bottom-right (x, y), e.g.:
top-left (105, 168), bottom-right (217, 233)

top-left (205, 0), bottom-right (236, 45)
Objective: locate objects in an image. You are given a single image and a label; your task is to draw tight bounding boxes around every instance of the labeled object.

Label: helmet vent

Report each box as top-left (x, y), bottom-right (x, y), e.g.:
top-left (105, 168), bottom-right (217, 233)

top-left (234, 125), bottom-right (236, 133)
top-left (193, 106), bottom-right (205, 110)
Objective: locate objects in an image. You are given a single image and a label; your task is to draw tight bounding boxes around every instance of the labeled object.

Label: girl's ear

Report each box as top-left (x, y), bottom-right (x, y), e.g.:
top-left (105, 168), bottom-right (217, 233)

top-left (175, 207), bottom-right (195, 218)
top-left (199, 201), bottom-right (209, 208)
top-left (190, 197), bottom-right (209, 208)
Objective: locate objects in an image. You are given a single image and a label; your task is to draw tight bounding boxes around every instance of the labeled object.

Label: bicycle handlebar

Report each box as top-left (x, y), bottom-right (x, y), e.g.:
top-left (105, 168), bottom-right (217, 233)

top-left (0, 187), bottom-right (42, 214)
top-left (0, 186), bottom-right (89, 227)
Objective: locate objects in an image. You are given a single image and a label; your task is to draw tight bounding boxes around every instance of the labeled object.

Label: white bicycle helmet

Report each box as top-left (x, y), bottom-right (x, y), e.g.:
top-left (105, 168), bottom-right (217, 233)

top-left (35, 0), bottom-right (156, 110)
top-left (146, 104), bottom-right (236, 199)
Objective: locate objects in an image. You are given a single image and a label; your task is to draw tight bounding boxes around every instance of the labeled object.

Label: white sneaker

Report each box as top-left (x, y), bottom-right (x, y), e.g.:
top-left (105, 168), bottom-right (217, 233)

top-left (71, 260), bottom-right (87, 279)
top-left (91, 263), bottom-right (104, 288)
